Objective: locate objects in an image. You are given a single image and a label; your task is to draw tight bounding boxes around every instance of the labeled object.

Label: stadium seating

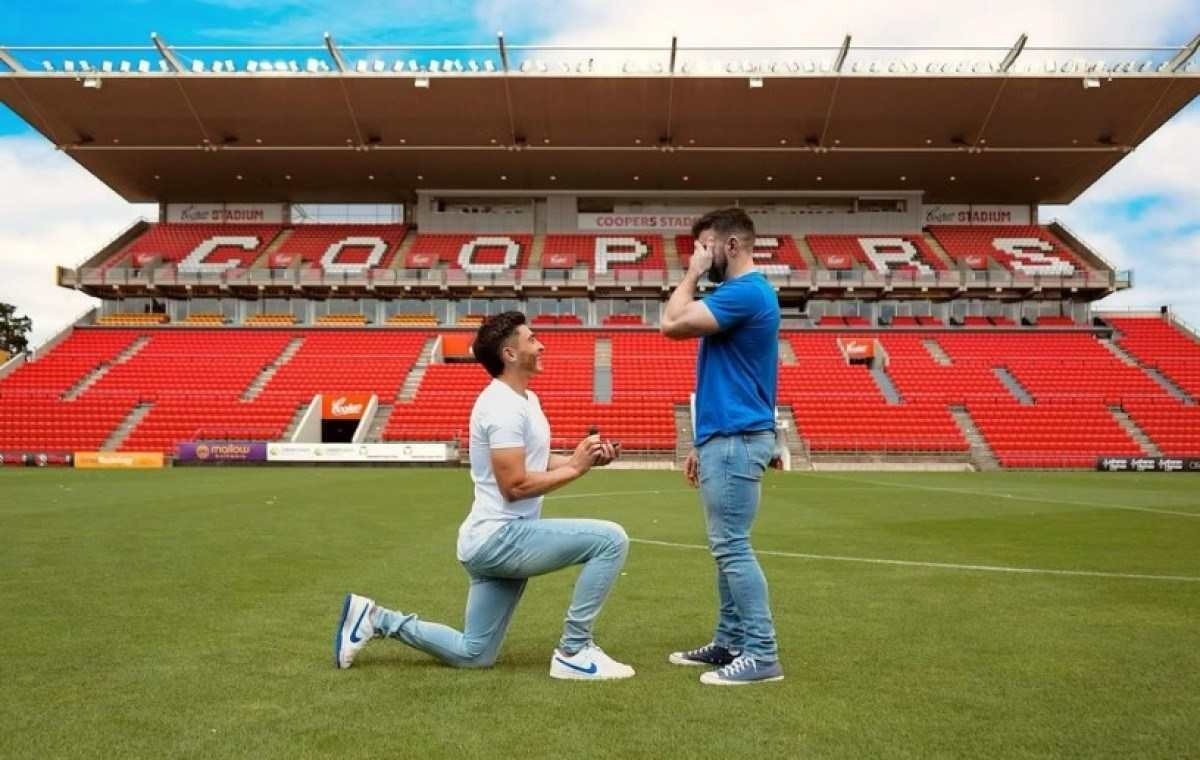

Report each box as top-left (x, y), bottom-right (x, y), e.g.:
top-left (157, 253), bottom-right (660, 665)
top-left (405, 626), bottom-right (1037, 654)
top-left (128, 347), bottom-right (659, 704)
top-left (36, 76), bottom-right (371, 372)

top-left (315, 314), bottom-right (369, 326)
top-left (927, 225), bottom-right (1084, 275)
top-left (602, 314), bottom-right (645, 326)
top-left (1119, 398), bottom-right (1200, 457)
top-left (3, 319), bottom-right (1194, 464)
top-left (0, 329), bottom-right (142, 398)
top-left (386, 314), bottom-right (440, 326)
top-left (0, 397), bottom-right (135, 451)
top-left (889, 316), bottom-right (945, 327)
top-left (532, 314), bottom-right (585, 326)
top-left (260, 331), bottom-right (429, 407)
top-left (182, 313), bottom-right (227, 325)
top-left (245, 313), bottom-right (298, 326)
top-left (104, 224), bottom-right (281, 271)
top-left (544, 235), bottom-right (665, 274)
top-left (1107, 316), bottom-right (1200, 401)
top-left (97, 312), bottom-right (169, 326)
top-left (269, 224), bottom-right (407, 270)
top-left (806, 235), bottom-right (945, 274)
top-left (407, 234), bottom-right (533, 271)
top-left (1034, 316), bottom-right (1076, 326)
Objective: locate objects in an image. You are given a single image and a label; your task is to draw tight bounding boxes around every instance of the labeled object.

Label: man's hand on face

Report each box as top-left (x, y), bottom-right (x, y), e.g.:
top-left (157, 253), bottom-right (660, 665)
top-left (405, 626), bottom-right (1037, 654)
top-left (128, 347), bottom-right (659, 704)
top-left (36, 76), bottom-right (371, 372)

top-left (688, 241), bottom-right (713, 280)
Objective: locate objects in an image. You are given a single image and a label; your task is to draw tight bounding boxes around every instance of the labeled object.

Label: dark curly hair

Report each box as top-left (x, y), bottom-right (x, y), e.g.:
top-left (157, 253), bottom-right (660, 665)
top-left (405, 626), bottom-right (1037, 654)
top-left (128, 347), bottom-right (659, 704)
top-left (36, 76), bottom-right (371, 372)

top-left (691, 206), bottom-right (756, 246)
top-left (474, 311), bottom-right (527, 378)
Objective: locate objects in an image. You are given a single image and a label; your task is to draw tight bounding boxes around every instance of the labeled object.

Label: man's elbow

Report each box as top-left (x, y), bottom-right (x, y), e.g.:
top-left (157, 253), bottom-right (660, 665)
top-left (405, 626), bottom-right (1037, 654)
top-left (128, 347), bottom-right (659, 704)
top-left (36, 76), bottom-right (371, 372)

top-left (660, 319), bottom-right (687, 340)
top-left (500, 481), bottom-right (530, 502)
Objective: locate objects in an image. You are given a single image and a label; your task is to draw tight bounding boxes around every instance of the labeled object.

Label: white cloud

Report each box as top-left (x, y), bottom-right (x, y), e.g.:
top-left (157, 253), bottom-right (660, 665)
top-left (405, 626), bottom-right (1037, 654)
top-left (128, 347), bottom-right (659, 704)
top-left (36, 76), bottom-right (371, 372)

top-left (0, 136), bottom-right (154, 346)
top-left (517, 0), bottom-right (1196, 47)
top-left (1040, 104), bottom-right (1200, 326)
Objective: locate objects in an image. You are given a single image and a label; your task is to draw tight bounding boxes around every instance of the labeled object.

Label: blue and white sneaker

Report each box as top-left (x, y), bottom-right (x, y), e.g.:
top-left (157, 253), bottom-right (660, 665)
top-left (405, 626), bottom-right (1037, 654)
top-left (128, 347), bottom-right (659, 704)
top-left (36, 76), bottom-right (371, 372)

top-left (333, 593), bottom-right (377, 670)
top-left (549, 643), bottom-right (635, 680)
top-left (668, 642), bottom-right (740, 667)
top-left (699, 654), bottom-right (784, 686)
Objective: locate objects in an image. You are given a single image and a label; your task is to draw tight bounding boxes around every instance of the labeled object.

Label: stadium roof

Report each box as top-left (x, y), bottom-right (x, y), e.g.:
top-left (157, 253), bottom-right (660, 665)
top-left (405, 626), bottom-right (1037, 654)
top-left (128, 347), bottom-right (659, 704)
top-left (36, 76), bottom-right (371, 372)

top-left (2, 36), bottom-right (1198, 204)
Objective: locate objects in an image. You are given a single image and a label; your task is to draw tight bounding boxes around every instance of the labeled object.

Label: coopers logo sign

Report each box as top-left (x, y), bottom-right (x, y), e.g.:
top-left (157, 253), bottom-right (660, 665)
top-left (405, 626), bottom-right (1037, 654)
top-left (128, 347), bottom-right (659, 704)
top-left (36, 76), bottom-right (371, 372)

top-left (321, 393), bottom-right (372, 420)
top-left (838, 337), bottom-right (875, 361)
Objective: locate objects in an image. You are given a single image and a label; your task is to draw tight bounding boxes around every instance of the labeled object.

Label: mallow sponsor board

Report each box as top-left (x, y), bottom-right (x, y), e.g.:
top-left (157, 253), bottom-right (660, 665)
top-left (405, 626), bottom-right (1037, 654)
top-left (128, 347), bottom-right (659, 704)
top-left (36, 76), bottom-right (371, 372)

top-left (176, 441), bottom-right (269, 463)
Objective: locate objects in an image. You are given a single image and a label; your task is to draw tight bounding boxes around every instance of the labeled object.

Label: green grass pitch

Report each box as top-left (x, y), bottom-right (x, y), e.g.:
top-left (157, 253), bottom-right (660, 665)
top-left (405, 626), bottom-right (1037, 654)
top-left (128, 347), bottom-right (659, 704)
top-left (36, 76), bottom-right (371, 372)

top-left (2, 467), bottom-right (1199, 759)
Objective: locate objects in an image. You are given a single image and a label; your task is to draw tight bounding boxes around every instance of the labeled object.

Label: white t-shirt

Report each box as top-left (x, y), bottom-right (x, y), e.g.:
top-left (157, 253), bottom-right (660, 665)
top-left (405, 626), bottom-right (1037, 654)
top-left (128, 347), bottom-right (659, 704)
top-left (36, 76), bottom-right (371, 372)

top-left (456, 378), bottom-right (552, 562)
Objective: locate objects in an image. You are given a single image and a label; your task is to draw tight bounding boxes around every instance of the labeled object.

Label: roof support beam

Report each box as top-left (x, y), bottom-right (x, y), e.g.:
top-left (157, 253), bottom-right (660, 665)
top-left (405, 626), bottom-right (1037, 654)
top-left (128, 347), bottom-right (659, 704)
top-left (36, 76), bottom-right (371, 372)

top-left (663, 36), bottom-right (678, 145)
top-left (151, 32), bottom-right (184, 73)
top-left (497, 32), bottom-right (518, 146)
top-left (151, 34), bottom-right (214, 146)
top-left (998, 33), bottom-right (1027, 73)
top-left (0, 47), bottom-right (26, 72)
top-left (1165, 31), bottom-right (1200, 72)
top-left (325, 33), bottom-right (366, 147)
top-left (971, 78), bottom-right (1010, 149)
top-left (833, 35), bottom-right (852, 73)
top-left (324, 32), bottom-right (348, 72)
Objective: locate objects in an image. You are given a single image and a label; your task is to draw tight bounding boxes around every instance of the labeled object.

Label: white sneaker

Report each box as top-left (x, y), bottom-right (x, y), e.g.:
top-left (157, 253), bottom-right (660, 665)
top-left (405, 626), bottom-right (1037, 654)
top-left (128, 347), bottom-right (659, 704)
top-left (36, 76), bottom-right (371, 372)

top-left (333, 593), bottom-right (376, 669)
top-left (549, 643), bottom-right (635, 680)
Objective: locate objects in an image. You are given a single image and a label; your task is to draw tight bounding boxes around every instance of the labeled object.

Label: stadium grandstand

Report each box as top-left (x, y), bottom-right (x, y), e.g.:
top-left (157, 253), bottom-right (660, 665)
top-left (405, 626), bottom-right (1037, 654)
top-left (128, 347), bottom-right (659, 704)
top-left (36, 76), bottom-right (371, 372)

top-left (1, 33), bottom-right (1198, 470)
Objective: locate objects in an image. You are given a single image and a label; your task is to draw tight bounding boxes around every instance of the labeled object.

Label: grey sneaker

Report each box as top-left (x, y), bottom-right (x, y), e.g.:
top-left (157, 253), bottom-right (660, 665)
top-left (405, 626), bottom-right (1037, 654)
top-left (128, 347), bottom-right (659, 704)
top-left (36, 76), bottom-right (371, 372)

top-left (700, 655), bottom-right (784, 685)
top-left (668, 642), bottom-right (740, 667)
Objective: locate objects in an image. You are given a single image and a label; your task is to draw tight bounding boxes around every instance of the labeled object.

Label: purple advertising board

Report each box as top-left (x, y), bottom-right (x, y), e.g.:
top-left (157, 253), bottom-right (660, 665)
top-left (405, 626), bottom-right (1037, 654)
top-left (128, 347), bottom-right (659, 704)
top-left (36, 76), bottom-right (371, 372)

top-left (176, 441), bottom-right (269, 463)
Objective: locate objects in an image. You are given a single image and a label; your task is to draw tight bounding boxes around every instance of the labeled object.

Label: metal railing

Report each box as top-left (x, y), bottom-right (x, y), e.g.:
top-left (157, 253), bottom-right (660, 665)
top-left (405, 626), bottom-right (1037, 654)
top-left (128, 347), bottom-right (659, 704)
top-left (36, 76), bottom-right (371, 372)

top-left (66, 264), bottom-right (1119, 292)
top-left (4, 37), bottom-right (1197, 78)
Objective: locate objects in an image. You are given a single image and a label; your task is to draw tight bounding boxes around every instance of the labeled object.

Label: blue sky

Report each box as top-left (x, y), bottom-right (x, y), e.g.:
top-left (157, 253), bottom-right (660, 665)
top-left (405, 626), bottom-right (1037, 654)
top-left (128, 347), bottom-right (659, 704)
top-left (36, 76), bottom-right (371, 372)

top-left (1, 0), bottom-right (1197, 342)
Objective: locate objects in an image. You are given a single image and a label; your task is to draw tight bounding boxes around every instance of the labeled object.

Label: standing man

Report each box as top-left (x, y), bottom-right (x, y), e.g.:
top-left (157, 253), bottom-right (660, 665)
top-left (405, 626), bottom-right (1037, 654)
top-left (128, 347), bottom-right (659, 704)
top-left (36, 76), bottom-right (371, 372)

top-left (660, 207), bottom-right (783, 685)
top-left (335, 311), bottom-right (636, 680)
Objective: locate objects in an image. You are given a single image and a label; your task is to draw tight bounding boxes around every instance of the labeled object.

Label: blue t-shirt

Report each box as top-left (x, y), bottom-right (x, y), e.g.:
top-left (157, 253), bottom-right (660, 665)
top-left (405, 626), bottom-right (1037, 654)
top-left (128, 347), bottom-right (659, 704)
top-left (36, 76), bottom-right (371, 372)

top-left (694, 271), bottom-right (780, 445)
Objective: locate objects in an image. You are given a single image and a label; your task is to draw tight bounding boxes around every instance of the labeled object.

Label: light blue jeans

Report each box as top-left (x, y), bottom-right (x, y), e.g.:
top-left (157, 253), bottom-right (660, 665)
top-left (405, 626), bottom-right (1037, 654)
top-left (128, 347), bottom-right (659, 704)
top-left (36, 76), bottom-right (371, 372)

top-left (374, 518), bottom-right (629, 667)
top-left (698, 430), bottom-right (779, 663)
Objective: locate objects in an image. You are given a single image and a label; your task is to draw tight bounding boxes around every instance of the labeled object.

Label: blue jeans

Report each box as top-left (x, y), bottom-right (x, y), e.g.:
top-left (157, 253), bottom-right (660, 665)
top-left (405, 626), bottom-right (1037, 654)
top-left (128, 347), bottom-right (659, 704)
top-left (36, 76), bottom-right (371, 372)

top-left (698, 430), bottom-right (778, 663)
top-left (374, 518), bottom-right (628, 667)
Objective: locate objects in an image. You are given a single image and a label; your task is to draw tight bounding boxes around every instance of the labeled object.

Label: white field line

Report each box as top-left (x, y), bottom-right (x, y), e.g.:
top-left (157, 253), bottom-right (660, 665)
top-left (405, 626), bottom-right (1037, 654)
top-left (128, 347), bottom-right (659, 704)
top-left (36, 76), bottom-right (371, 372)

top-left (630, 538), bottom-right (1200, 583)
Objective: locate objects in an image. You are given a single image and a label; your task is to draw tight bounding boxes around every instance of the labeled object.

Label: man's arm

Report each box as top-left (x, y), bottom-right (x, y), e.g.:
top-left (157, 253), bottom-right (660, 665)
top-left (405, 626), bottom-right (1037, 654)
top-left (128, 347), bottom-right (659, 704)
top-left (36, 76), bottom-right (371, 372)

top-left (661, 251), bottom-right (720, 340)
top-left (492, 448), bottom-right (585, 501)
top-left (492, 435), bottom-right (607, 502)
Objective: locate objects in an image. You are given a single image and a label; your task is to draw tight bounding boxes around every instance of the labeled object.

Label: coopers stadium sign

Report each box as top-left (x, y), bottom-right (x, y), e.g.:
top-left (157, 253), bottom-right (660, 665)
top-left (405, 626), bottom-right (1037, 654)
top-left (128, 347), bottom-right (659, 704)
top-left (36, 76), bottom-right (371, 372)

top-left (922, 205), bottom-right (1031, 226)
top-left (166, 203), bottom-right (285, 224)
top-left (578, 213), bottom-right (700, 231)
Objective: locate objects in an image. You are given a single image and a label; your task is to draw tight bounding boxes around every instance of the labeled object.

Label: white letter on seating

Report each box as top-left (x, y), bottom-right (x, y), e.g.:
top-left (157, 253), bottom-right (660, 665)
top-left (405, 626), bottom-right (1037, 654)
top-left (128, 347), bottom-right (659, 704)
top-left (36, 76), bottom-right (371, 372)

top-left (177, 236), bottom-right (259, 274)
top-left (458, 236), bottom-right (520, 274)
top-left (752, 237), bottom-right (792, 276)
top-left (994, 238), bottom-right (1074, 276)
top-left (858, 237), bottom-right (933, 275)
top-left (594, 237), bottom-right (648, 274)
top-left (321, 236), bottom-right (388, 274)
